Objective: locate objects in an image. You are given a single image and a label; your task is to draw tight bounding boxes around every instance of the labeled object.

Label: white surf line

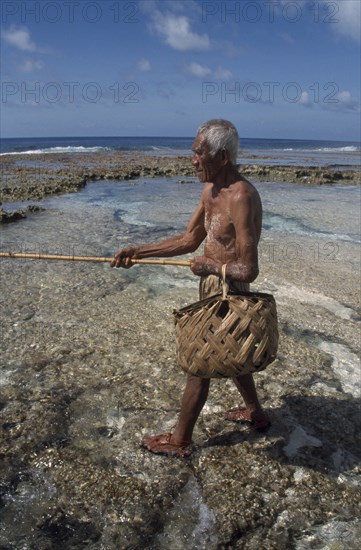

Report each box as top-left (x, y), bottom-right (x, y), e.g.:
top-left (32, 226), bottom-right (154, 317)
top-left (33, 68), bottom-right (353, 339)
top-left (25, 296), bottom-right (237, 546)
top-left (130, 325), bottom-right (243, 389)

top-left (318, 341), bottom-right (360, 398)
top-left (272, 282), bottom-right (356, 321)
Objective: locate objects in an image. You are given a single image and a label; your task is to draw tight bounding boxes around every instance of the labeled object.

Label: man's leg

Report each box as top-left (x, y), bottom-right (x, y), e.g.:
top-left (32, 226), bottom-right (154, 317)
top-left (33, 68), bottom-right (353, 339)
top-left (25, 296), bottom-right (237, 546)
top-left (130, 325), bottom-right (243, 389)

top-left (142, 374), bottom-right (210, 456)
top-left (225, 373), bottom-right (270, 428)
top-left (172, 374), bottom-right (210, 443)
top-left (232, 373), bottom-right (262, 411)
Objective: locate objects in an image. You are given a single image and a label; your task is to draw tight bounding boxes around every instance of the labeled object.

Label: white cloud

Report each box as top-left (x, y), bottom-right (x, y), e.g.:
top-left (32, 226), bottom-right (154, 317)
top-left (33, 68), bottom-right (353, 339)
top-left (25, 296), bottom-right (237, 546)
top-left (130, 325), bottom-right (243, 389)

top-left (299, 91), bottom-right (312, 107)
top-left (151, 12), bottom-right (210, 51)
top-left (137, 58), bottom-right (152, 71)
top-left (322, 0), bottom-right (361, 42)
top-left (214, 66), bottom-right (233, 80)
top-left (337, 91), bottom-right (352, 102)
top-left (322, 89), bottom-right (360, 112)
top-left (2, 25), bottom-right (36, 51)
top-left (186, 62), bottom-right (232, 81)
top-left (18, 59), bottom-right (44, 73)
top-left (140, 0), bottom-right (202, 16)
top-left (187, 62), bottom-right (211, 78)
top-left (159, 0), bottom-right (201, 13)
top-left (335, 90), bottom-right (360, 111)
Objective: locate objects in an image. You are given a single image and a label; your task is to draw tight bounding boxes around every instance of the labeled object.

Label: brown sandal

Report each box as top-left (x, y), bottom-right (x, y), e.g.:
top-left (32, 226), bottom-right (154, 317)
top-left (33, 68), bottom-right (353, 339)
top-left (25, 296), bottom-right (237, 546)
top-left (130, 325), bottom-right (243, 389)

top-left (224, 407), bottom-right (271, 431)
top-left (141, 432), bottom-right (193, 458)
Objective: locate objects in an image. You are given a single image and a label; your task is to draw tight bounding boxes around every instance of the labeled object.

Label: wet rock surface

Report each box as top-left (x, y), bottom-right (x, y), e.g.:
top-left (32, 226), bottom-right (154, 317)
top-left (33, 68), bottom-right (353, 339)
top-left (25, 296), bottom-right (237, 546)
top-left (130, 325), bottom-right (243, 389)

top-left (0, 205), bottom-right (45, 224)
top-left (1, 151), bottom-right (359, 206)
top-left (1, 257), bottom-right (360, 549)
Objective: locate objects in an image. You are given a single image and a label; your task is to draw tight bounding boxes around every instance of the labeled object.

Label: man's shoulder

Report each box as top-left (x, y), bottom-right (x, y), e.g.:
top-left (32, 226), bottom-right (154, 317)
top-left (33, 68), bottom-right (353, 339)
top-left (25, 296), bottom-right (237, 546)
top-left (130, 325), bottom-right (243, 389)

top-left (233, 177), bottom-right (258, 196)
top-left (230, 179), bottom-right (262, 215)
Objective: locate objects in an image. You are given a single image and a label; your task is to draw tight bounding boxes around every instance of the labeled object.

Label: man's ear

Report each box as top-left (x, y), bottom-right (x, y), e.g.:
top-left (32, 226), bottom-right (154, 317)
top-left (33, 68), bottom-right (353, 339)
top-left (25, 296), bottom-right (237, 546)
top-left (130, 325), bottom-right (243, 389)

top-left (221, 148), bottom-right (230, 165)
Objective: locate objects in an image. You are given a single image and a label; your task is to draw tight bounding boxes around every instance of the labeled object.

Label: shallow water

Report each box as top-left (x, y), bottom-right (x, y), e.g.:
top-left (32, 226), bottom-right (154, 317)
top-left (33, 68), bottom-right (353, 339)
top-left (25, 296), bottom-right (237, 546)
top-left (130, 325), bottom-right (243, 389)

top-left (2, 177), bottom-right (360, 267)
top-left (1, 177), bottom-right (360, 548)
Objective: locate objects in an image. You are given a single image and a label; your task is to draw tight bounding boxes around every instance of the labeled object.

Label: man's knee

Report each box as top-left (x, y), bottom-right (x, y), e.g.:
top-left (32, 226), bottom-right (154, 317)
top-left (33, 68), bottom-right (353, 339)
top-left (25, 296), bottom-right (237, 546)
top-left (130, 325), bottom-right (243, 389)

top-left (186, 373), bottom-right (210, 389)
top-left (234, 372), bottom-right (254, 384)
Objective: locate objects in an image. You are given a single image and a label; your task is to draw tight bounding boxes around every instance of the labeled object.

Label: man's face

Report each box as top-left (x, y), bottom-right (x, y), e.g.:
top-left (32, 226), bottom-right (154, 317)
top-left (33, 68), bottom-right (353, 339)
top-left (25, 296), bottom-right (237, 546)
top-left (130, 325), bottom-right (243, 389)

top-left (191, 134), bottom-right (223, 183)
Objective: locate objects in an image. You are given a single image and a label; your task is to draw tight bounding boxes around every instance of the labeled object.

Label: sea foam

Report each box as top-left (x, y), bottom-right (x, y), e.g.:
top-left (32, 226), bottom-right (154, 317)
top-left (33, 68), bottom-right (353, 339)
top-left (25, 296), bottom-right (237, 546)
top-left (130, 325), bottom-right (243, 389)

top-left (316, 146), bottom-right (359, 152)
top-left (0, 146), bottom-right (110, 156)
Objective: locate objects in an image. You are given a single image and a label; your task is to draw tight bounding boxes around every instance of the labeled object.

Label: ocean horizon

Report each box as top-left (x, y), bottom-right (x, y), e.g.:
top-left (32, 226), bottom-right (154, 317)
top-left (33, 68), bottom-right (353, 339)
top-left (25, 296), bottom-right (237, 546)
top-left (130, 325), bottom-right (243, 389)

top-left (1, 135), bottom-right (360, 168)
top-left (1, 135), bottom-right (360, 154)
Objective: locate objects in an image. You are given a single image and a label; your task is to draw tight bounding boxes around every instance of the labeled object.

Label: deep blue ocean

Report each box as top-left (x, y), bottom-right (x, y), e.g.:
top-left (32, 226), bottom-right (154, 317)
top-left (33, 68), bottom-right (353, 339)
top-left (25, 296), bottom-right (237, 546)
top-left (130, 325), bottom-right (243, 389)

top-left (1, 136), bottom-right (360, 167)
top-left (1, 135), bottom-right (360, 153)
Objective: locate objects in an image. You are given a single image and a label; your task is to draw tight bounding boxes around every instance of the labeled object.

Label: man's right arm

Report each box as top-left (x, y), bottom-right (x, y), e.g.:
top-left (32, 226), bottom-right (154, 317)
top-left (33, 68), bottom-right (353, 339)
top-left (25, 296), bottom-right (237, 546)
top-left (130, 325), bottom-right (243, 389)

top-left (111, 200), bottom-right (207, 268)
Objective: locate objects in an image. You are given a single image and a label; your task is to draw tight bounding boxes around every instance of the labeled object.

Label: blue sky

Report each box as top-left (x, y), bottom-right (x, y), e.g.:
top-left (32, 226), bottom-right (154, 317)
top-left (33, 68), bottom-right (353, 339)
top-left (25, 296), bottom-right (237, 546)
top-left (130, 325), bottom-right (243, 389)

top-left (1, 0), bottom-right (360, 140)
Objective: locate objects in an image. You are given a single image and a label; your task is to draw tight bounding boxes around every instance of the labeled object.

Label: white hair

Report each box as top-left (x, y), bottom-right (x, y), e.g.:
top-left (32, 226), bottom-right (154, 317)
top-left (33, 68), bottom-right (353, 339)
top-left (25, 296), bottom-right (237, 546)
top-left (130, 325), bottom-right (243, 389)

top-left (197, 119), bottom-right (239, 164)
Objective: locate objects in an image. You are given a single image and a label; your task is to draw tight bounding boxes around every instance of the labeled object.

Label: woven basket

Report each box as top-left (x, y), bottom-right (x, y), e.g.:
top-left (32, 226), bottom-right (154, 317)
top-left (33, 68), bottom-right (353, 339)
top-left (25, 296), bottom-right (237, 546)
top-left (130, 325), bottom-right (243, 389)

top-left (173, 265), bottom-right (278, 378)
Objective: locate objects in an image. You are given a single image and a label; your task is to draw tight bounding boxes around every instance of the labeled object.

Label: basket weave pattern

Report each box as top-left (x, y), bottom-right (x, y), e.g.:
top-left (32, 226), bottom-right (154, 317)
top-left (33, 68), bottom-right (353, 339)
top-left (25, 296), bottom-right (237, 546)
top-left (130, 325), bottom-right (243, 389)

top-left (173, 282), bottom-right (279, 378)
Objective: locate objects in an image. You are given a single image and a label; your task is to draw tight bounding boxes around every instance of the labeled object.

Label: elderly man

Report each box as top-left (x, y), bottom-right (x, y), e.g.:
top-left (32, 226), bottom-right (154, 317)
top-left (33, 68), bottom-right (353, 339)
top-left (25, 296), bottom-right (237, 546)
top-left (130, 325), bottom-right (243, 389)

top-left (111, 119), bottom-right (270, 457)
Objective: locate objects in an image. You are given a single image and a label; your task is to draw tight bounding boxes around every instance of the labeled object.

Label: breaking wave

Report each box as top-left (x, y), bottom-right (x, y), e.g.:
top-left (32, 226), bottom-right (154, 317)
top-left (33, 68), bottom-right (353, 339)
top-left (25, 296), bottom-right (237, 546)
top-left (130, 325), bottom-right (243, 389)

top-left (0, 146), bottom-right (111, 156)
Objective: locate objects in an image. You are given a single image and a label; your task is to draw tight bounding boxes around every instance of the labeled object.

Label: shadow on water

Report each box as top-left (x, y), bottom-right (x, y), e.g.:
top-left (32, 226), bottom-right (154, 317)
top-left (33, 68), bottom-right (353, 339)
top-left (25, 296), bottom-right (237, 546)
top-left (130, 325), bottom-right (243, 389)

top-left (203, 394), bottom-right (361, 475)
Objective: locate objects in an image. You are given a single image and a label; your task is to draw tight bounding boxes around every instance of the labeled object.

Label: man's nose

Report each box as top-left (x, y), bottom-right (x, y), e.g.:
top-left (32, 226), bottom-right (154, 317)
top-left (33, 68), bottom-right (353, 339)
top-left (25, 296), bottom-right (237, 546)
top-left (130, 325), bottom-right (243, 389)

top-left (192, 154), bottom-right (198, 166)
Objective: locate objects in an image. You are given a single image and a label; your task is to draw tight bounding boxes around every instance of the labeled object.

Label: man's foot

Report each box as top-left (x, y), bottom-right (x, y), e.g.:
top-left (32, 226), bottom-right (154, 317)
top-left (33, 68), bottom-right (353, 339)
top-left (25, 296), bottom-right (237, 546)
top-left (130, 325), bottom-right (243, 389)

top-left (141, 432), bottom-right (193, 458)
top-left (223, 407), bottom-right (271, 431)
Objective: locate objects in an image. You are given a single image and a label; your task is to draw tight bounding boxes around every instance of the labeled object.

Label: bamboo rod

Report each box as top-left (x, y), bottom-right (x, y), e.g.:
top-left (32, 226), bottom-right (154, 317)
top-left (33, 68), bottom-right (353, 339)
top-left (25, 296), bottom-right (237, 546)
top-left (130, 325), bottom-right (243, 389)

top-left (0, 251), bottom-right (191, 266)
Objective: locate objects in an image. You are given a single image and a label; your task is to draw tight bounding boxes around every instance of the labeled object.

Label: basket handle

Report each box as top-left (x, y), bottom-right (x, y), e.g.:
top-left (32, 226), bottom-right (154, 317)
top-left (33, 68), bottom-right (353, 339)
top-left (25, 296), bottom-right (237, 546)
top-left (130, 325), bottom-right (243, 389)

top-left (221, 264), bottom-right (229, 300)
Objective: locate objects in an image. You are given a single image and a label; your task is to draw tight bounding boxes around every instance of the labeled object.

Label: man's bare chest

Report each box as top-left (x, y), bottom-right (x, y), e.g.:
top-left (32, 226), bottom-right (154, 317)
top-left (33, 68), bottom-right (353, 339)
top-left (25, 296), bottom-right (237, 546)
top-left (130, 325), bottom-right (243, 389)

top-left (204, 200), bottom-right (234, 240)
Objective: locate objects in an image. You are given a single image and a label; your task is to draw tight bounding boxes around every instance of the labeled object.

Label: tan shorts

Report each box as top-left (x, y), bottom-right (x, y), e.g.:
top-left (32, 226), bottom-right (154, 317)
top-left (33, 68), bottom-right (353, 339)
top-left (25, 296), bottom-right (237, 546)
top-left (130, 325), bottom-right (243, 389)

top-left (199, 274), bottom-right (250, 300)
